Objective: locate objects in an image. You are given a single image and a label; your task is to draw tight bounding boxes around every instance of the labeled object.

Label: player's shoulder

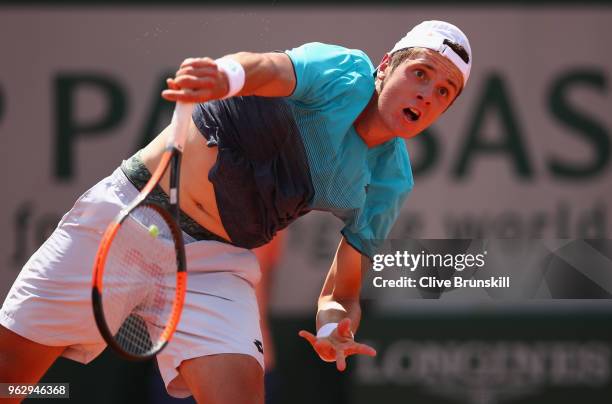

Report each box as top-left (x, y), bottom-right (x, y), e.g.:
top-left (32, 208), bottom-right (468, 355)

top-left (289, 42), bottom-right (374, 72)
top-left (285, 42), bottom-right (375, 104)
top-left (297, 42), bottom-right (370, 57)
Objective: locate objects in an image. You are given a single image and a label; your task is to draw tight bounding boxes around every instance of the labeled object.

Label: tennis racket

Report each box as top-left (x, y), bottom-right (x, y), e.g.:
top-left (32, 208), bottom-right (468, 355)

top-left (91, 102), bottom-right (194, 361)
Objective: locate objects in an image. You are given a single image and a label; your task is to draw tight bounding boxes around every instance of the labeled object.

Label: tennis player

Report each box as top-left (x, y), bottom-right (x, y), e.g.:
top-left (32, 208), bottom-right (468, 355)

top-left (0, 20), bottom-right (471, 404)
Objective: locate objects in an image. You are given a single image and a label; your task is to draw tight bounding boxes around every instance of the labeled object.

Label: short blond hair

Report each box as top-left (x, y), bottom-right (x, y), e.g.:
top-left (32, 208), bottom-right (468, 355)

top-left (388, 48), bottom-right (430, 72)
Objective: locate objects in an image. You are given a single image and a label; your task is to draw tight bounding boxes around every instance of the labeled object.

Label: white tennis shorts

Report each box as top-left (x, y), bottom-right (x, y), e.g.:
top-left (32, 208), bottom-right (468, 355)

top-left (0, 167), bottom-right (264, 398)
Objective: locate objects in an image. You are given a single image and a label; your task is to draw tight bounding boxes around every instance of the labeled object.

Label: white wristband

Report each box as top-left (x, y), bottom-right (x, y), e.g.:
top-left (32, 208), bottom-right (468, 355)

top-left (215, 57), bottom-right (245, 99)
top-left (316, 322), bottom-right (338, 338)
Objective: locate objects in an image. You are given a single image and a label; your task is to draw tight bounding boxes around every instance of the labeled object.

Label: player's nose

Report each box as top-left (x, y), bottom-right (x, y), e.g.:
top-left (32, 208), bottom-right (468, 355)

top-left (416, 92), bottom-right (431, 106)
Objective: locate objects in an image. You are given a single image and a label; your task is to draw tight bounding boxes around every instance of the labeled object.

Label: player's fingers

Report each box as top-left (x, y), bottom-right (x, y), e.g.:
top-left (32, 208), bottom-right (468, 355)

top-left (346, 342), bottom-right (377, 357)
top-left (161, 89), bottom-right (179, 101)
top-left (336, 350), bottom-right (347, 372)
top-left (161, 89), bottom-right (191, 101)
top-left (173, 76), bottom-right (217, 89)
top-left (176, 66), bottom-right (219, 78)
top-left (180, 57), bottom-right (196, 67)
top-left (299, 331), bottom-right (338, 362)
top-left (298, 330), bottom-right (318, 346)
top-left (180, 57), bottom-right (215, 68)
top-left (182, 89), bottom-right (217, 102)
top-left (161, 88), bottom-right (214, 103)
top-left (166, 78), bottom-right (179, 90)
top-left (316, 342), bottom-right (337, 362)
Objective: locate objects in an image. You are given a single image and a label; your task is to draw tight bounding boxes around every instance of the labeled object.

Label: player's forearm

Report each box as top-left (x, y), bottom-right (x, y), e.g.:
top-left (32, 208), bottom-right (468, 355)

top-left (316, 238), bottom-right (364, 334)
top-left (162, 51), bottom-right (295, 103)
top-left (223, 51), bottom-right (295, 98)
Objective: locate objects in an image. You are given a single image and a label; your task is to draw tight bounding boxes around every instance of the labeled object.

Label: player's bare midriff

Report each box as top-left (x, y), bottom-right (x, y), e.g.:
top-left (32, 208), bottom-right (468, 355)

top-left (140, 119), bottom-right (232, 242)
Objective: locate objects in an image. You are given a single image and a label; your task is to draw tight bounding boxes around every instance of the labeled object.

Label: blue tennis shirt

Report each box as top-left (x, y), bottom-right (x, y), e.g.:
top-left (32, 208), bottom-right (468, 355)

top-left (192, 42), bottom-right (414, 257)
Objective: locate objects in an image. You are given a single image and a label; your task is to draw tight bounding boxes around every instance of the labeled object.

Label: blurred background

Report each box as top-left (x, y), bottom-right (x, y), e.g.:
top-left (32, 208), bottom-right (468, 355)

top-left (1, 1), bottom-right (611, 403)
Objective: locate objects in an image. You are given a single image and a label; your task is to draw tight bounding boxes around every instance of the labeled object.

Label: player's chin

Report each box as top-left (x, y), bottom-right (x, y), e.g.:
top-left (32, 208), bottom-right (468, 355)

top-left (395, 119), bottom-right (423, 138)
top-left (401, 119), bottom-right (434, 139)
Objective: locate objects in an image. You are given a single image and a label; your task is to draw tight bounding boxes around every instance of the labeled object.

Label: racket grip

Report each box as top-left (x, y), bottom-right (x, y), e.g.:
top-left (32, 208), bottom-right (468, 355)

top-left (167, 102), bottom-right (195, 151)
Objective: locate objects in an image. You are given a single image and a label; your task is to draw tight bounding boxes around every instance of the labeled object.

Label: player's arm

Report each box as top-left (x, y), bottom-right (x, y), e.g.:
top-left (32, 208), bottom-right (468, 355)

top-left (161, 52), bottom-right (296, 102)
top-left (299, 237), bottom-right (377, 371)
top-left (317, 237), bottom-right (363, 332)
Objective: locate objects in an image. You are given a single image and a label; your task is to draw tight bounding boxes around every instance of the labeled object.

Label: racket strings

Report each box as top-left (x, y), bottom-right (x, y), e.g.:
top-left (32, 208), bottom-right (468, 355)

top-left (102, 205), bottom-right (178, 356)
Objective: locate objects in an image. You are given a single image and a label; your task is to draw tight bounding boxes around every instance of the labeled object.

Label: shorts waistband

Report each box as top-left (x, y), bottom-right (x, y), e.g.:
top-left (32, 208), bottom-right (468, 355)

top-left (120, 151), bottom-right (232, 244)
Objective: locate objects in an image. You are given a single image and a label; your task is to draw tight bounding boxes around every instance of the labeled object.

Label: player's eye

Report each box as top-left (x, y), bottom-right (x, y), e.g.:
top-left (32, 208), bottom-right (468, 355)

top-left (438, 87), bottom-right (449, 97)
top-left (414, 69), bottom-right (425, 79)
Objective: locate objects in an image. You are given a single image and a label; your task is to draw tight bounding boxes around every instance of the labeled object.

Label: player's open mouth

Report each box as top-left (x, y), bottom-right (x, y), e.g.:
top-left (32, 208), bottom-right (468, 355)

top-left (403, 107), bottom-right (421, 122)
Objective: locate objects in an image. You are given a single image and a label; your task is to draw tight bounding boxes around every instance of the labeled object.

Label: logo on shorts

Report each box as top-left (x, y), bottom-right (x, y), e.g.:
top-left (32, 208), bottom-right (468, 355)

top-left (253, 339), bottom-right (264, 354)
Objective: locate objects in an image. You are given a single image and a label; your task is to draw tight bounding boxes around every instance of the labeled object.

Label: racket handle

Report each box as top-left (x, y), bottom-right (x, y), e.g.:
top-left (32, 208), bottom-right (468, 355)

top-left (167, 102), bottom-right (195, 152)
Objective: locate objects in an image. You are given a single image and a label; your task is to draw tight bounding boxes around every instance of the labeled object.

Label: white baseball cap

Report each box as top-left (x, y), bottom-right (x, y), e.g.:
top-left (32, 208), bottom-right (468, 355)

top-left (389, 20), bottom-right (472, 86)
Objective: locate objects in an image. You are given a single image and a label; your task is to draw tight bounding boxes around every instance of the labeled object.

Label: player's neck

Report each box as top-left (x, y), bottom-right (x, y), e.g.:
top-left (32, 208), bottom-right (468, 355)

top-left (354, 93), bottom-right (395, 148)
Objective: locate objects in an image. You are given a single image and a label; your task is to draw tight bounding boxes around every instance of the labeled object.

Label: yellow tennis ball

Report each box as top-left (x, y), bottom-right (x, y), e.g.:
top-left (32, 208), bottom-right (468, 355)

top-left (148, 224), bottom-right (159, 238)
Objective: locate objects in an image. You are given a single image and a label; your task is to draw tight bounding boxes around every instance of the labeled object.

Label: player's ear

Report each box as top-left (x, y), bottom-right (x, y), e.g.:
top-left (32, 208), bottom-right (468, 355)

top-left (376, 53), bottom-right (392, 80)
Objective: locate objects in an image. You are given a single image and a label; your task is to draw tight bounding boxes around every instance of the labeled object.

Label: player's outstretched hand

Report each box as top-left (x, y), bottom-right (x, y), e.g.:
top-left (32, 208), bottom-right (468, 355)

top-left (298, 318), bottom-right (376, 371)
top-left (161, 57), bottom-right (230, 103)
